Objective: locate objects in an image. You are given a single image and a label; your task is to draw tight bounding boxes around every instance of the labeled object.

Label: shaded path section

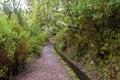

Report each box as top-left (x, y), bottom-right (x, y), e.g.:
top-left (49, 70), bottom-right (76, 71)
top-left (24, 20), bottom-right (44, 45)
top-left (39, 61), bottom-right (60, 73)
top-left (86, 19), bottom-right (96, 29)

top-left (16, 44), bottom-right (73, 80)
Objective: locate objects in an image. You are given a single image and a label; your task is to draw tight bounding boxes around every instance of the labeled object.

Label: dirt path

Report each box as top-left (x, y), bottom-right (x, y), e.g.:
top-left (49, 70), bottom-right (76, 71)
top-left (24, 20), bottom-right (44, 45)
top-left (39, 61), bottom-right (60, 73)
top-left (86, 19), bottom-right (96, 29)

top-left (16, 44), bottom-right (73, 80)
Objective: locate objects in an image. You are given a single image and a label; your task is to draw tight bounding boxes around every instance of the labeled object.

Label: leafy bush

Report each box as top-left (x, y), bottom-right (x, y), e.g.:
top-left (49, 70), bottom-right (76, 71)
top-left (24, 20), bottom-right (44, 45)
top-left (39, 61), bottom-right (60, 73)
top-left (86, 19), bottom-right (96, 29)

top-left (0, 13), bottom-right (47, 79)
top-left (55, 0), bottom-right (120, 79)
top-left (55, 27), bottom-right (68, 51)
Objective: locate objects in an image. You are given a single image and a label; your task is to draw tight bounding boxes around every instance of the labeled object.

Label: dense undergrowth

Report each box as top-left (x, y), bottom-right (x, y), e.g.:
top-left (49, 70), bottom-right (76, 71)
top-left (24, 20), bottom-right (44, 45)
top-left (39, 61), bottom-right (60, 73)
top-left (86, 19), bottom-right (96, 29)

top-left (55, 0), bottom-right (120, 80)
top-left (0, 14), bottom-right (47, 79)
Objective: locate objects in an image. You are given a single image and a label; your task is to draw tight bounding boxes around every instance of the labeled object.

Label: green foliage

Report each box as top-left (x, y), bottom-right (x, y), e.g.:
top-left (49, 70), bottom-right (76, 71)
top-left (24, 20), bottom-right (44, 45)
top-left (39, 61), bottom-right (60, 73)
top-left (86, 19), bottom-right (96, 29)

top-left (55, 0), bottom-right (120, 79)
top-left (55, 27), bottom-right (68, 42)
top-left (55, 27), bottom-right (69, 51)
top-left (0, 0), bottom-right (63, 79)
top-left (0, 13), bottom-right (47, 79)
top-left (0, 0), bottom-right (119, 79)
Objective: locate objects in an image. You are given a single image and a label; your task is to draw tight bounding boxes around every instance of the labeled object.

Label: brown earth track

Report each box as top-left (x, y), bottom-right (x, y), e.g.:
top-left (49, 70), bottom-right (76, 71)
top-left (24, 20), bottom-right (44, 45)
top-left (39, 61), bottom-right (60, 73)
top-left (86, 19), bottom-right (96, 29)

top-left (15, 44), bottom-right (73, 80)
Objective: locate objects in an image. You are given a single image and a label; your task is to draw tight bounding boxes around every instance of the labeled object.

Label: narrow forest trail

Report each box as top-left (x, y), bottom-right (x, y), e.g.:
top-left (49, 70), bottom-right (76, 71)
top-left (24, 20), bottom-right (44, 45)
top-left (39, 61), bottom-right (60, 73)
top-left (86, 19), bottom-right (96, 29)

top-left (16, 44), bottom-right (73, 80)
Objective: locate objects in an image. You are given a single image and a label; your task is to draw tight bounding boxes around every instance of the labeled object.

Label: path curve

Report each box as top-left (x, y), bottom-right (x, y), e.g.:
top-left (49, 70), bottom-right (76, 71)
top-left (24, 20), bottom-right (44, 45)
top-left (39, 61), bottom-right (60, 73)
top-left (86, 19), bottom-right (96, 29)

top-left (16, 44), bottom-right (73, 80)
